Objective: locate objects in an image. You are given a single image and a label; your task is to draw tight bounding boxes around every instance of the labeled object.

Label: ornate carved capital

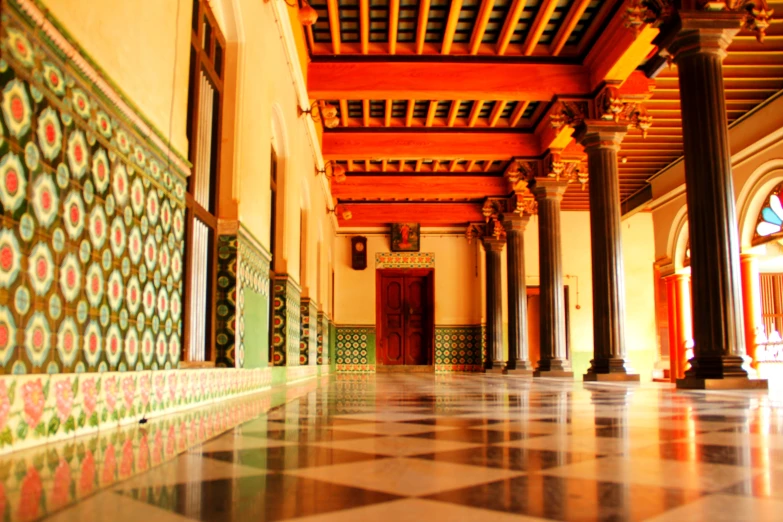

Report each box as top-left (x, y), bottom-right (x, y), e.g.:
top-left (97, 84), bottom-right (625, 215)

top-left (504, 159), bottom-right (536, 187)
top-left (550, 101), bottom-right (588, 131)
top-left (595, 86), bottom-right (653, 138)
top-left (625, 0), bottom-right (773, 42)
top-left (466, 219), bottom-right (507, 243)
top-left (515, 194), bottom-right (538, 216)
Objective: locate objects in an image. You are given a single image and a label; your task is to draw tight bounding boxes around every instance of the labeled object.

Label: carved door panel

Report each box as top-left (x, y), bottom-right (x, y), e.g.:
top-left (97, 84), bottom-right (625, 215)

top-left (380, 276), bottom-right (405, 365)
top-left (405, 276), bottom-right (428, 365)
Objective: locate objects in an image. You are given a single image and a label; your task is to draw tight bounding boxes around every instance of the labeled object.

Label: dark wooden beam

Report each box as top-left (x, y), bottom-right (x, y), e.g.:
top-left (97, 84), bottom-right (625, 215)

top-left (338, 202), bottom-right (484, 226)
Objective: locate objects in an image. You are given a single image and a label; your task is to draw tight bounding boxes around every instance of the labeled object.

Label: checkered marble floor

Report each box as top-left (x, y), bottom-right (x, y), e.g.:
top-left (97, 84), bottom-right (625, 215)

top-left (46, 374), bottom-right (783, 521)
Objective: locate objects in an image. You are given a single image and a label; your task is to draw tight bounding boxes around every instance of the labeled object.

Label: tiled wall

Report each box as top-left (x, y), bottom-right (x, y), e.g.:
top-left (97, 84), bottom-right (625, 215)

top-left (334, 325), bottom-right (485, 373)
top-left (434, 326), bottom-right (484, 372)
top-left (334, 326), bottom-right (375, 373)
top-left (271, 275), bottom-right (301, 366)
top-left (216, 227), bottom-right (271, 368)
top-left (300, 297), bottom-right (317, 365)
top-left (0, 3), bottom-right (188, 374)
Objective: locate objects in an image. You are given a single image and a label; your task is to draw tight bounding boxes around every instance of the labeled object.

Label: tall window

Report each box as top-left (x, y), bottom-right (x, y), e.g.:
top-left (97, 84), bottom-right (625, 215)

top-left (184, 0), bottom-right (225, 362)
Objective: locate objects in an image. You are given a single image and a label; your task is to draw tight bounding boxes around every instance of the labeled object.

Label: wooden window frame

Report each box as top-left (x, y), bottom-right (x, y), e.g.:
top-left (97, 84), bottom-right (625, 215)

top-left (182, 0), bottom-right (226, 363)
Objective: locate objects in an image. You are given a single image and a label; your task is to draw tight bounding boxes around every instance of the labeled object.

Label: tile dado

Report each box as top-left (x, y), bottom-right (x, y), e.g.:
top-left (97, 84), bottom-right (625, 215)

top-left (300, 298), bottom-right (317, 366)
top-left (335, 326), bottom-right (375, 373)
top-left (0, 374), bottom-right (320, 521)
top-left (216, 226), bottom-right (271, 368)
top-left (334, 326), bottom-right (484, 373)
top-left (271, 275), bottom-right (301, 367)
top-left (0, 1), bottom-right (188, 375)
top-left (0, 367), bottom-right (275, 454)
top-left (434, 326), bottom-right (484, 373)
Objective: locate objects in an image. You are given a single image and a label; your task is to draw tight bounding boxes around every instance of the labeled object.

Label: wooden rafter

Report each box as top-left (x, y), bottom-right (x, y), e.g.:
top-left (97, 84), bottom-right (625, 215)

top-left (415, 159), bottom-right (423, 172)
top-left (425, 100), bottom-right (437, 126)
top-left (442, 0), bottom-right (463, 54)
top-left (549, 0), bottom-right (591, 56)
top-left (362, 99), bottom-right (370, 127)
top-left (522, 0), bottom-right (558, 56)
top-left (416, 0), bottom-right (431, 55)
top-left (465, 160), bottom-right (476, 172)
top-left (339, 99), bottom-right (349, 127)
top-left (389, 0), bottom-right (400, 54)
top-left (470, 0), bottom-right (496, 55)
top-left (488, 101), bottom-right (506, 127)
top-left (360, 0), bottom-right (369, 54)
top-left (384, 99), bottom-right (392, 127)
top-left (381, 159), bottom-right (388, 172)
top-left (447, 100), bottom-right (461, 127)
top-left (509, 100), bottom-right (530, 127)
top-left (468, 101), bottom-right (484, 127)
top-left (497, 0), bottom-right (527, 56)
top-left (405, 100), bottom-right (414, 127)
top-left (448, 160), bottom-right (458, 172)
top-left (327, 0), bottom-right (341, 54)
top-left (432, 160), bottom-right (440, 172)
top-left (347, 160), bottom-right (355, 171)
top-left (365, 159), bottom-right (371, 171)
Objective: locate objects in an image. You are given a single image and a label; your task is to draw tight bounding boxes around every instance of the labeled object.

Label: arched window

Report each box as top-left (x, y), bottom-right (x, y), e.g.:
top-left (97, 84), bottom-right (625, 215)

top-left (754, 180), bottom-right (783, 245)
top-left (183, 0), bottom-right (226, 362)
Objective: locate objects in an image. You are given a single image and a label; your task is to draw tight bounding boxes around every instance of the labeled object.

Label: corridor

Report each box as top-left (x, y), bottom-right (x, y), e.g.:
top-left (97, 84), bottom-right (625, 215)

top-left (45, 375), bottom-right (783, 522)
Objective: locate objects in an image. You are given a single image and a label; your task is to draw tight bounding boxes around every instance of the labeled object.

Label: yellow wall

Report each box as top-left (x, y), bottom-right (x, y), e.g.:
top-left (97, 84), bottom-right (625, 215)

top-left (42, 0), bottom-right (192, 156)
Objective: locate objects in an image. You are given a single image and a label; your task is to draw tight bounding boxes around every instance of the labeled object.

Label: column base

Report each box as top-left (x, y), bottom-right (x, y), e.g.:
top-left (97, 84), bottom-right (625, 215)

top-left (506, 368), bottom-right (534, 377)
top-left (485, 367), bottom-right (506, 374)
top-left (676, 376), bottom-right (768, 390)
top-left (534, 369), bottom-right (574, 378)
top-left (584, 372), bottom-right (641, 382)
top-left (508, 360), bottom-right (534, 372)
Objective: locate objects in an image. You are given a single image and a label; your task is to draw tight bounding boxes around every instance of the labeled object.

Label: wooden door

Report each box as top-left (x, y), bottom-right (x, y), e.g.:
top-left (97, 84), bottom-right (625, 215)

top-left (377, 269), bottom-right (433, 365)
top-left (379, 275), bottom-right (405, 364)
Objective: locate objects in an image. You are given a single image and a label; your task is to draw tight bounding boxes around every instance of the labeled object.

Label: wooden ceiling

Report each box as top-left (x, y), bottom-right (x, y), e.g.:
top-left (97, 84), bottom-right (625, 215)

top-left (304, 0), bottom-right (783, 227)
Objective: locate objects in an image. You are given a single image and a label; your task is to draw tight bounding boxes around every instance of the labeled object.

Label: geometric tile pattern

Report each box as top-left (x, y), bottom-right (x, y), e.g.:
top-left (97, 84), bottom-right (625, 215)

top-left (299, 297), bottom-right (317, 366)
top-left (271, 274), bottom-right (301, 367)
top-left (375, 252), bottom-right (435, 269)
top-left (215, 227), bottom-right (271, 368)
top-left (434, 326), bottom-right (483, 373)
top-left (317, 310), bottom-right (330, 366)
top-left (38, 374), bottom-right (783, 522)
top-left (215, 234), bottom-right (238, 367)
top-left (0, 5), bottom-right (187, 375)
top-left (335, 326), bottom-right (374, 373)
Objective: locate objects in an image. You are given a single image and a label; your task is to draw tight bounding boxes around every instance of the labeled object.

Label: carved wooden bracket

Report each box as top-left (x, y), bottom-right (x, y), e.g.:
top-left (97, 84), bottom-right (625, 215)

top-left (625, 0), bottom-right (773, 42)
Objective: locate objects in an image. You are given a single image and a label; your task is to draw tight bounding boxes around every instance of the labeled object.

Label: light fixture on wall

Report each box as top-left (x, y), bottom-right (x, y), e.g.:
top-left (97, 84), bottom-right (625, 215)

top-left (265, 0), bottom-right (318, 26)
top-left (327, 205), bottom-right (352, 221)
top-left (317, 161), bottom-right (347, 183)
top-left (299, 100), bottom-right (340, 129)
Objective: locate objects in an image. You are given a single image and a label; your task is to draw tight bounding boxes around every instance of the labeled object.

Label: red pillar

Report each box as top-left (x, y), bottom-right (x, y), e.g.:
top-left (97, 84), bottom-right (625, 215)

top-left (665, 273), bottom-right (692, 381)
top-left (740, 253), bottom-right (762, 369)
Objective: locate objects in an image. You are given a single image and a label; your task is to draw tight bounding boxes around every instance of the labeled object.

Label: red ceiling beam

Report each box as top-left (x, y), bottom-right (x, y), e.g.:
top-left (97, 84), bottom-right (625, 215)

top-left (338, 202), bottom-right (483, 227)
top-left (332, 175), bottom-right (510, 200)
top-left (308, 61), bottom-right (592, 100)
top-left (323, 131), bottom-right (541, 160)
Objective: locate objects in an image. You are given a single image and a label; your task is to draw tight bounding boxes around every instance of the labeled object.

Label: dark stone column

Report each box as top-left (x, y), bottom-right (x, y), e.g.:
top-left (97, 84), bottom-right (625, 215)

top-left (668, 12), bottom-right (766, 389)
top-left (502, 213), bottom-right (533, 374)
top-left (574, 122), bottom-right (639, 382)
top-left (482, 237), bottom-right (506, 372)
top-left (532, 179), bottom-right (573, 378)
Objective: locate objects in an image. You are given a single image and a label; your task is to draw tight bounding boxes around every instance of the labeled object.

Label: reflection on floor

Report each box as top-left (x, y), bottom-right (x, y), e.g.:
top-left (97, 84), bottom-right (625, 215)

top-left (39, 374), bottom-right (783, 521)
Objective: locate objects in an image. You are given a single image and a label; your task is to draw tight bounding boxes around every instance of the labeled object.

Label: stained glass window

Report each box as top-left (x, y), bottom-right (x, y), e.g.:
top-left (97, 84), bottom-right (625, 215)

top-left (755, 182), bottom-right (783, 244)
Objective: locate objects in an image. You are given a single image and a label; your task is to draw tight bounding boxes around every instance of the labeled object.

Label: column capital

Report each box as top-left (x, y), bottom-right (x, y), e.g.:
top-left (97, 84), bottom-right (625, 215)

top-left (532, 178), bottom-right (569, 201)
top-left (481, 237), bottom-right (506, 253)
top-left (501, 212), bottom-right (531, 233)
top-left (668, 12), bottom-right (744, 61)
top-left (573, 120), bottom-right (629, 151)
